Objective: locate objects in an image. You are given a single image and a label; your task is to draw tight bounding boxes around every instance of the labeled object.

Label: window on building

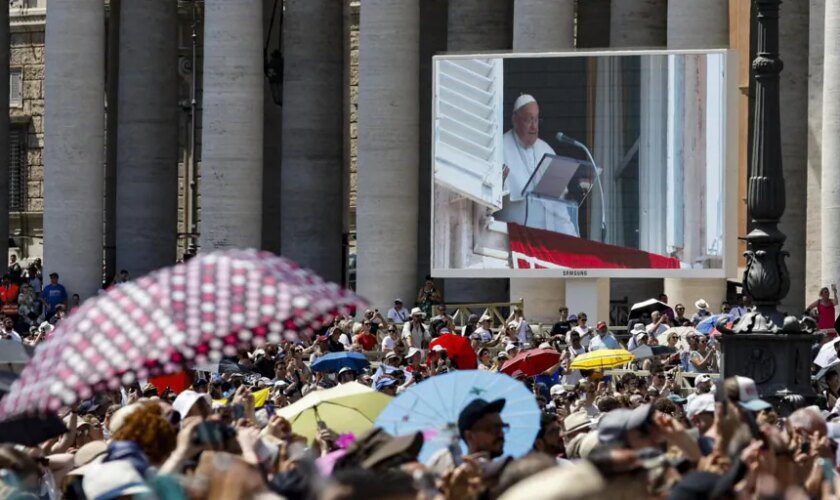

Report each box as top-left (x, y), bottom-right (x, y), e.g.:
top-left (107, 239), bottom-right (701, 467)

top-left (9, 68), bottom-right (22, 108)
top-left (9, 127), bottom-right (27, 212)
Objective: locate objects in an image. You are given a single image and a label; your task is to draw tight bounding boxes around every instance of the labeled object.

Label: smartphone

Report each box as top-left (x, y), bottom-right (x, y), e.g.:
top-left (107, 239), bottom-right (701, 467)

top-left (317, 420), bottom-right (327, 431)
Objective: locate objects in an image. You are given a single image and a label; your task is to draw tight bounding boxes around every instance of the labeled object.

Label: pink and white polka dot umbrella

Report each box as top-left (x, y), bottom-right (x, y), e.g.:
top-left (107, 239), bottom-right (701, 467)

top-left (0, 249), bottom-right (365, 419)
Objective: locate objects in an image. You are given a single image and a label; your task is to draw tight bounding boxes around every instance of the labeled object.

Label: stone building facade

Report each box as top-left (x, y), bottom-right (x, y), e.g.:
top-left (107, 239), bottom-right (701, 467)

top-left (8, 0), bottom-right (45, 259)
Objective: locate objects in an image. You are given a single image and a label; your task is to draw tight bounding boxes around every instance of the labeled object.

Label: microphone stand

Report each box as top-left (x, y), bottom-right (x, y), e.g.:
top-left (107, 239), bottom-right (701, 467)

top-left (558, 134), bottom-right (607, 242)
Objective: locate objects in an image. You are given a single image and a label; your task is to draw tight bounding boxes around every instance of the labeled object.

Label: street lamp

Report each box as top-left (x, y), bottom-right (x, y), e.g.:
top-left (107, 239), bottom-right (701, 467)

top-left (264, 0), bottom-right (284, 106)
top-left (718, 0), bottom-right (815, 399)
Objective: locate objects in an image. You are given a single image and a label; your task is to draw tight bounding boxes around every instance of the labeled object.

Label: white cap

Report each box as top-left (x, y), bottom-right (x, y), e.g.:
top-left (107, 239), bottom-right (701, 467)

top-left (172, 390), bottom-right (212, 418)
top-left (505, 343), bottom-right (518, 352)
top-left (82, 460), bottom-right (151, 499)
top-left (695, 374), bottom-right (712, 385)
top-left (432, 345), bottom-right (446, 352)
top-left (686, 393), bottom-right (716, 419)
top-left (550, 384), bottom-right (567, 397)
top-left (513, 93), bottom-right (537, 112)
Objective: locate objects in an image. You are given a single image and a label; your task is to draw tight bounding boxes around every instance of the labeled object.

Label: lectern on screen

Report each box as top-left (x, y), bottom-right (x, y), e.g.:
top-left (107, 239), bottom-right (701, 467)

top-left (431, 50), bottom-right (738, 279)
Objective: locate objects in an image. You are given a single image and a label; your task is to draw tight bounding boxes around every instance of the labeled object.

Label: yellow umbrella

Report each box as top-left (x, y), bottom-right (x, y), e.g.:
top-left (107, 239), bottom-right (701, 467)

top-left (569, 349), bottom-right (634, 370)
top-left (276, 382), bottom-right (392, 442)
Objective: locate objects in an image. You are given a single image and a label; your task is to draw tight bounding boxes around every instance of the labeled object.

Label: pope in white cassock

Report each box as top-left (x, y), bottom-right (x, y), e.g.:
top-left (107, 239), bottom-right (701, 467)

top-left (496, 94), bottom-right (579, 237)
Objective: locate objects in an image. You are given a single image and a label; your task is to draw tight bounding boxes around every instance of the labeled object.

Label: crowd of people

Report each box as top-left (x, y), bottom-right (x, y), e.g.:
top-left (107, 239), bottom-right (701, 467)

top-left (5, 263), bottom-right (840, 499)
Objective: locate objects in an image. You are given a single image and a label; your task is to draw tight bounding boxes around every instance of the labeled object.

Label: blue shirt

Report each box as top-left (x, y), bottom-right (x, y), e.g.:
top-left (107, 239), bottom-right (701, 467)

top-left (535, 368), bottom-right (562, 388)
top-left (588, 333), bottom-right (620, 351)
top-left (42, 283), bottom-right (67, 311)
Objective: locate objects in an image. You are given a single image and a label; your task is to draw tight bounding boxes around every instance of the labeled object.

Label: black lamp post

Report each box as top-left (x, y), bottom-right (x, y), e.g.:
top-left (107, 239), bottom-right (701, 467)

top-left (264, 0), bottom-right (284, 106)
top-left (719, 0), bottom-right (815, 399)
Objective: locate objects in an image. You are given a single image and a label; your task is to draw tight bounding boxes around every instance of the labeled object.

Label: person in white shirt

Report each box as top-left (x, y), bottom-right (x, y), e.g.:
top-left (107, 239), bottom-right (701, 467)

top-left (471, 316), bottom-right (495, 344)
top-left (402, 308), bottom-right (430, 349)
top-left (506, 306), bottom-right (532, 346)
top-left (0, 317), bottom-right (21, 342)
top-left (497, 94), bottom-right (578, 236)
top-left (387, 298), bottom-right (410, 324)
top-left (381, 326), bottom-right (401, 352)
top-left (646, 311), bottom-right (670, 338)
top-left (566, 313), bottom-right (593, 349)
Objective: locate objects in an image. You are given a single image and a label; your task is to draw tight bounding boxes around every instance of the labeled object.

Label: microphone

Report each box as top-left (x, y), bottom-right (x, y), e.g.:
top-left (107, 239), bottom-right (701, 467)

top-left (555, 132), bottom-right (584, 148)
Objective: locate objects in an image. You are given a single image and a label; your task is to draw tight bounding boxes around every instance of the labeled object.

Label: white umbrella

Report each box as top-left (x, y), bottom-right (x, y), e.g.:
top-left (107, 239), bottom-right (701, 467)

top-left (630, 299), bottom-right (671, 317)
top-left (814, 337), bottom-right (840, 368)
top-left (814, 360), bottom-right (840, 381)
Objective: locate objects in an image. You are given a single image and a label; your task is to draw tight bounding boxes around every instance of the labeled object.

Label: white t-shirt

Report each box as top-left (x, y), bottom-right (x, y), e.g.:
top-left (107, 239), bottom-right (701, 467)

top-left (402, 322), bottom-right (429, 348)
top-left (566, 327), bottom-right (593, 349)
top-left (0, 329), bottom-right (21, 342)
top-left (387, 307), bottom-right (410, 323)
top-left (381, 336), bottom-right (396, 351)
top-left (646, 323), bottom-right (668, 337)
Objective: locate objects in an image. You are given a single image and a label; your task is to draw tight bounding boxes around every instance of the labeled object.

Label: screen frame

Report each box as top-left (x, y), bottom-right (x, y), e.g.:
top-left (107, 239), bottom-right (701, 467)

top-left (429, 48), bottom-right (739, 280)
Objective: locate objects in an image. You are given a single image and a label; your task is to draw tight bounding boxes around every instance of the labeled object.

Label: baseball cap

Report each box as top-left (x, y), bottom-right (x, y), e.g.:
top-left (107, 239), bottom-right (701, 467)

top-left (172, 390), bottom-right (212, 418)
top-left (394, 298), bottom-right (403, 304)
top-left (375, 377), bottom-right (397, 391)
top-left (431, 345), bottom-right (446, 352)
top-left (731, 376), bottom-right (772, 412)
top-left (596, 321), bottom-right (607, 330)
top-left (598, 404), bottom-right (654, 445)
top-left (686, 393), bottom-right (715, 419)
top-left (505, 343), bottom-right (518, 352)
top-left (695, 374), bottom-right (712, 385)
top-left (338, 367), bottom-right (355, 376)
top-left (384, 351), bottom-right (400, 360)
top-left (549, 384), bottom-right (566, 397)
top-left (458, 398), bottom-right (506, 437)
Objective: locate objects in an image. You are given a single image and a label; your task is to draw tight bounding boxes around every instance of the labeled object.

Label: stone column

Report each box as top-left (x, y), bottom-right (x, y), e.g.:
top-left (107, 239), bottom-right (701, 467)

top-left (448, 0), bottom-right (511, 51)
top-left (356, 0), bottom-right (419, 310)
top-left (103, 0), bottom-right (120, 279)
top-left (808, 0), bottom-right (825, 299)
top-left (577, 0), bottom-right (611, 48)
top-left (199, 1), bottom-right (263, 251)
top-left (666, 0), bottom-right (729, 49)
top-left (610, 0), bottom-right (666, 47)
top-left (822, 0), bottom-right (840, 286)
top-left (776, 0), bottom-right (809, 312)
top-left (280, 0), bottom-right (344, 282)
top-left (442, 0), bottom-right (511, 304)
top-left (664, 0), bottom-right (729, 309)
top-left (43, 0), bottom-right (104, 298)
top-left (0, 1), bottom-right (9, 266)
top-left (261, 0), bottom-right (282, 255)
top-left (509, 0), bottom-right (575, 322)
top-left (512, 0), bottom-right (573, 50)
top-left (115, 0), bottom-right (178, 276)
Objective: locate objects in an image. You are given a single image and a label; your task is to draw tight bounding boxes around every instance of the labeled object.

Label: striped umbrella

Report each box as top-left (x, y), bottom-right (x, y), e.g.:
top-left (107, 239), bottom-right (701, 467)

top-left (0, 249), bottom-right (364, 419)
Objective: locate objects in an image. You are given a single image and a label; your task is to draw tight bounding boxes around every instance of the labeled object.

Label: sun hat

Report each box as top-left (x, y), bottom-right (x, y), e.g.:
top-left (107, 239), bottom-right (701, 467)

top-left (695, 299), bottom-right (709, 310)
top-left (82, 459), bottom-right (151, 500)
top-left (562, 411), bottom-right (592, 435)
top-left (410, 307), bottom-right (425, 318)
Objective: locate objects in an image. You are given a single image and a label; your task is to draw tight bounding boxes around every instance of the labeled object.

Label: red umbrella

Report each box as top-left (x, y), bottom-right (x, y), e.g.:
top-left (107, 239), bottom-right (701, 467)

top-left (429, 333), bottom-right (477, 370)
top-left (500, 348), bottom-right (560, 377)
top-left (0, 250), bottom-right (364, 419)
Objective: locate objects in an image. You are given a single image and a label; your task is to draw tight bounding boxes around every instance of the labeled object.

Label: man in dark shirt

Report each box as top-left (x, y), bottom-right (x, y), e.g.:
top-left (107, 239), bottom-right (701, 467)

top-left (550, 307), bottom-right (571, 337)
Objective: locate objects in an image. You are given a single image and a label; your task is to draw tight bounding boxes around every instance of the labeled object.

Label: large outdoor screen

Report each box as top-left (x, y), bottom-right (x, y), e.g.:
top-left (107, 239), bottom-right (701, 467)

top-left (431, 50), bottom-right (737, 278)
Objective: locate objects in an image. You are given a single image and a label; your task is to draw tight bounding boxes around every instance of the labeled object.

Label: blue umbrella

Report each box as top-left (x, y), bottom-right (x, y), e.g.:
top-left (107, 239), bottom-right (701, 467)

top-left (696, 314), bottom-right (727, 335)
top-left (374, 370), bottom-right (540, 462)
top-left (310, 352), bottom-right (370, 373)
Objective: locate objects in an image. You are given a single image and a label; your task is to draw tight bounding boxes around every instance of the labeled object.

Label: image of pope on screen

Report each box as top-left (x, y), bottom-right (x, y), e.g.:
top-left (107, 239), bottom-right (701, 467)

top-left (431, 53), bottom-right (730, 275)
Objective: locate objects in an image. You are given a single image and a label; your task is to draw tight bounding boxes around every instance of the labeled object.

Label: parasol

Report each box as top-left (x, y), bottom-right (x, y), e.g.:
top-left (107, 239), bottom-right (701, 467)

top-left (429, 333), bottom-right (478, 370)
top-left (0, 249), bottom-right (364, 419)
top-left (310, 352), bottom-right (370, 373)
top-left (374, 370), bottom-right (540, 462)
top-left (630, 344), bottom-right (676, 361)
top-left (569, 349), bottom-right (634, 371)
top-left (500, 348), bottom-right (560, 377)
top-left (275, 382), bottom-right (391, 442)
top-left (815, 337), bottom-right (840, 368)
top-left (629, 299), bottom-right (671, 317)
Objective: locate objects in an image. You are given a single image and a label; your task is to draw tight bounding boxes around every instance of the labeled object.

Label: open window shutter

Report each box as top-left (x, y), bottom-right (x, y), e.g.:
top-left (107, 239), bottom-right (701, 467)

top-left (434, 58), bottom-right (504, 210)
top-left (8, 128), bottom-right (25, 212)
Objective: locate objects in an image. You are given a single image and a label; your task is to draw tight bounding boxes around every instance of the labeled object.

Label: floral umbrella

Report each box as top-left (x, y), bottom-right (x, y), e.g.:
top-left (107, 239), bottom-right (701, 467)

top-left (0, 250), bottom-right (365, 419)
